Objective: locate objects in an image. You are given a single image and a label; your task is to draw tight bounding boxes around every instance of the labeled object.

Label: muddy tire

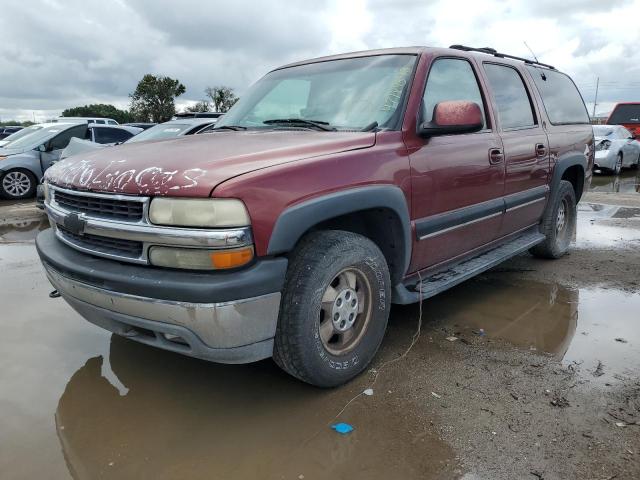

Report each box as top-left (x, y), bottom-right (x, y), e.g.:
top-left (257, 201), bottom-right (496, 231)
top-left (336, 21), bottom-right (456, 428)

top-left (273, 230), bottom-right (391, 387)
top-left (530, 180), bottom-right (576, 259)
top-left (0, 169), bottom-right (37, 199)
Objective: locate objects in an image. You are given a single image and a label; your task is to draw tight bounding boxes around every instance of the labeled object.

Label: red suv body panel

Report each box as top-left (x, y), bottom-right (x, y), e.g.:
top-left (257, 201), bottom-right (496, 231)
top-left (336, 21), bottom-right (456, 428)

top-left (606, 102), bottom-right (640, 138)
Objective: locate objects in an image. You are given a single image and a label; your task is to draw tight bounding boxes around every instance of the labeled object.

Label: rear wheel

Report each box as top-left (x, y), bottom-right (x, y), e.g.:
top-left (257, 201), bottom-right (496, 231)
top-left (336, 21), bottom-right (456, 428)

top-left (273, 230), bottom-right (391, 387)
top-left (0, 169), bottom-right (36, 199)
top-left (530, 180), bottom-right (576, 259)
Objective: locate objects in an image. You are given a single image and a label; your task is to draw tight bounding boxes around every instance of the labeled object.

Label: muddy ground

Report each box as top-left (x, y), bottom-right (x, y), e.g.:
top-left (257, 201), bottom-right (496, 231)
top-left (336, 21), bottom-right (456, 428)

top-left (0, 171), bottom-right (639, 480)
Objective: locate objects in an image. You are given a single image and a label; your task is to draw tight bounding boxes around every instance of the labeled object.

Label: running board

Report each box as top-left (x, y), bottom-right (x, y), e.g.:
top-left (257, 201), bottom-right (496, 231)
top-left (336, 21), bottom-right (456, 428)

top-left (393, 228), bottom-right (545, 304)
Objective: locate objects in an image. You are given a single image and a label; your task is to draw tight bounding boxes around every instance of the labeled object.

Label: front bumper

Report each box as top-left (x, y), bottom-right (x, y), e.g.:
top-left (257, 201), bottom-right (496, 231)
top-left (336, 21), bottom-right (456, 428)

top-left (37, 229), bottom-right (288, 364)
top-left (594, 150), bottom-right (615, 169)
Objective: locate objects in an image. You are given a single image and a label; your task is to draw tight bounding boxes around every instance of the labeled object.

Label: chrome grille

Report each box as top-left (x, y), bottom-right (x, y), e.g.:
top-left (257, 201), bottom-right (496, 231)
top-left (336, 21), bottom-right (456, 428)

top-left (58, 226), bottom-right (143, 259)
top-left (53, 189), bottom-right (144, 221)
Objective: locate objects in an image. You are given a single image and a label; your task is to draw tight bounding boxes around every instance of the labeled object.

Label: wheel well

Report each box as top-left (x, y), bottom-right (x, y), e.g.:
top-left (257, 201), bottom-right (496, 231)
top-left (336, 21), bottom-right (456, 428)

top-left (301, 208), bottom-right (406, 285)
top-left (560, 165), bottom-right (584, 202)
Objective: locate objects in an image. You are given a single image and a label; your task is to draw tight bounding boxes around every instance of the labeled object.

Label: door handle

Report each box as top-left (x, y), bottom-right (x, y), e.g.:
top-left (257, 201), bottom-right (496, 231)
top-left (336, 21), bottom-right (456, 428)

top-left (535, 143), bottom-right (547, 158)
top-left (488, 148), bottom-right (504, 165)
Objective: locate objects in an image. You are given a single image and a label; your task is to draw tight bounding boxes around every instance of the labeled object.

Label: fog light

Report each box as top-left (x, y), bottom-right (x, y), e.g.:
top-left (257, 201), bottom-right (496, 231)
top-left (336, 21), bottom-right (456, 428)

top-left (149, 246), bottom-right (254, 270)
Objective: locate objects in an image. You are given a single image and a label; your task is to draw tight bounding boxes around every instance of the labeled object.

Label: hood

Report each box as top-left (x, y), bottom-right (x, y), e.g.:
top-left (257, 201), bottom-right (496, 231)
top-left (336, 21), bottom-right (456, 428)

top-left (45, 130), bottom-right (376, 196)
top-left (0, 144), bottom-right (32, 156)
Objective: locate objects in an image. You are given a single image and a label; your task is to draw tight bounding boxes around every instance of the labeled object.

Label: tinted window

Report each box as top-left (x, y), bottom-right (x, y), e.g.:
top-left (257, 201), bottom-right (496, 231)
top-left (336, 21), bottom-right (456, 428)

top-left (93, 127), bottom-right (133, 144)
top-left (423, 58), bottom-right (486, 128)
top-left (484, 64), bottom-right (536, 129)
top-left (107, 120), bottom-right (118, 125)
top-left (50, 125), bottom-right (87, 150)
top-left (93, 119), bottom-right (106, 124)
top-left (526, 67), bottom-right (589, 124)
top-left (608, 104), bottom-right (640, 124)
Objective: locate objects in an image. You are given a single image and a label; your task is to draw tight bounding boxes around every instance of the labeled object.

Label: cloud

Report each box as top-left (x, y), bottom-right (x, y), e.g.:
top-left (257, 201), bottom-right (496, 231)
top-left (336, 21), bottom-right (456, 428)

top-left (0, 0), bottom-right (639, 121)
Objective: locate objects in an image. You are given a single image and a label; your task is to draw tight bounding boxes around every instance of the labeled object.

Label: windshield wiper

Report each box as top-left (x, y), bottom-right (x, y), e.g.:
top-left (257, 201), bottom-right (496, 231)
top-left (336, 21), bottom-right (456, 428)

top-left (361, 121), bottom-right (379, 132)
top-left (263, 118), bottom-right (336, 131)
top-left (213, 125), bottom-right (247, 131)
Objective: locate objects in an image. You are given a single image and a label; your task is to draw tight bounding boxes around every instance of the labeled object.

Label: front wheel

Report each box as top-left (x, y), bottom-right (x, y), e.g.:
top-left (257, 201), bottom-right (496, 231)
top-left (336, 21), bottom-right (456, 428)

top-left (273, 230), bottom-right (391, 387)
top-left (530, 180), bottom-right (577, 259)
top-left (0, 169), bottom-right (37, 199)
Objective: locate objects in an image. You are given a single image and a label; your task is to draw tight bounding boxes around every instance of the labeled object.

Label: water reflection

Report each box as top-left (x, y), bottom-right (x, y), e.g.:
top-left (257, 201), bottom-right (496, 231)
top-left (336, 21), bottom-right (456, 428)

top-left (430, 278), bottom-right (640, 379)
top-left (589, 170), bottom-right (640, 194)
top-left (0, 217), bottom-right (48, 243)
top-left (575, 203), bottom-right (640, 248)
top-left (55, 336), bottom-right (456, 480)
top-left (428, 278), bottom-right (578, 358)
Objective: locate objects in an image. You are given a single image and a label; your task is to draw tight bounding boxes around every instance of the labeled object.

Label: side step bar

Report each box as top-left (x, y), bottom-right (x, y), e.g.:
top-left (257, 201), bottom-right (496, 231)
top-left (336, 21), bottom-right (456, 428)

top-left (393, 228), bottom-right (545, 304)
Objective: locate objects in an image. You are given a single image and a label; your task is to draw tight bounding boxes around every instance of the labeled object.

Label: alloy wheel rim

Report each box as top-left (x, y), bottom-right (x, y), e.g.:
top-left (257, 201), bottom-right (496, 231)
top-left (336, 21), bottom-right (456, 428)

top-left (2, 172), bottom-right (31, 197)
top-left (319, 267), bottom-right (372, 355)
top-left (556, 199), bottom-right (567, 236)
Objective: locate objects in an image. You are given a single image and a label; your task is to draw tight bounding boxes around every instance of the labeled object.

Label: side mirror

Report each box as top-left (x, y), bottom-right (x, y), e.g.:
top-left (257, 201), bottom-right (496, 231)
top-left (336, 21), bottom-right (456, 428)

top-left (37, 144), bottom-right (48, 153)
top-left (418, 101), bottom-right (483, 137)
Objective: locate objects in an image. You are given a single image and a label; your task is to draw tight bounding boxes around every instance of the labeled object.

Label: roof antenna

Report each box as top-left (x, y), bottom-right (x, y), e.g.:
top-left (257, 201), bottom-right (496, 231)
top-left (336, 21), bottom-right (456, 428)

top-left (523, 41), bottom-right (539, 63)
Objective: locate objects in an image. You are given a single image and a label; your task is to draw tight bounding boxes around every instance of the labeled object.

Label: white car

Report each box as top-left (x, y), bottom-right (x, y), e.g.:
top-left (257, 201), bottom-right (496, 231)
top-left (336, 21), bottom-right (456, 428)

top-left (52, 117), bottom-right (119, 125)
top-left (593, 125), bottom-right (640, 175)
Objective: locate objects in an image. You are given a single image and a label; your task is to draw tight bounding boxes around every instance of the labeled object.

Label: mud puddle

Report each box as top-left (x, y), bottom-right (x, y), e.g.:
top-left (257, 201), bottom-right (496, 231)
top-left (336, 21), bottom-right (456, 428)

top-left (575, 203), bottom-right (640, 249)
top-left (589, 170), bottom-right (640, 194)
top-left (0, 217), bottom-right (48, 243)
top-left (0, 237), bottom-right (459, 480)
top-left (431, 277), bottom-right (640, 382)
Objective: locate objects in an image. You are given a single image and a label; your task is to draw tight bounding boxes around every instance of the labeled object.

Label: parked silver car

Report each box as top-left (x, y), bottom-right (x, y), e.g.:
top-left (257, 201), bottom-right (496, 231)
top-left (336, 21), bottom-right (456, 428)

top-left (0, 123), bottom-right (141, 199)
top-left (125, 118), bottom-right (216, 143)
top-left (593, 125), bottom-right (640, 175)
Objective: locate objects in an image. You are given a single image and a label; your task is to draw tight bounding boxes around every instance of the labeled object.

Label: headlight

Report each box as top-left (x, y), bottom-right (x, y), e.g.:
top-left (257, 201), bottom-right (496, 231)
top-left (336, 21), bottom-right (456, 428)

top-left (596, 140), bottom-right (611, 151)
top-left (149, 246), bottom-right (254, 270)
top-left (149, 198), bottom-right (250, 228)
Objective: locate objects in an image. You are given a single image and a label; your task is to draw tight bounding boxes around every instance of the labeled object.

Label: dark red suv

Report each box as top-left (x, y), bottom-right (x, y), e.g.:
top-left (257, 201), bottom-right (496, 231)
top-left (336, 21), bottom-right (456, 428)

top-left (37, 45), bottom-right (593, 386)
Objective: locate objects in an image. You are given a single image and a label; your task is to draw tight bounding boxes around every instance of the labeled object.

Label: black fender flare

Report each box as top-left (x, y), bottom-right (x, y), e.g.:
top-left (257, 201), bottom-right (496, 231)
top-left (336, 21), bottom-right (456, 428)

top-left (267, 185), bottom-right (412, 278)
top-left (546, 153), bottom-right (587, 207)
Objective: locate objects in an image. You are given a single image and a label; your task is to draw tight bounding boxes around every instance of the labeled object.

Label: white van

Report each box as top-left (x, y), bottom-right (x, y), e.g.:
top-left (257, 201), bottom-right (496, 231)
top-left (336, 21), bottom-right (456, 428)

top-left (53, 117), bottom-right (119, 125)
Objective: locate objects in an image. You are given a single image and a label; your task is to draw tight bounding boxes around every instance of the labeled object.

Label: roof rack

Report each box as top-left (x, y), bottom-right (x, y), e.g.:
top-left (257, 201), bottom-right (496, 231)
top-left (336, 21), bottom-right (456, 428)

top-left (449, 45), bottom-right (556, 70)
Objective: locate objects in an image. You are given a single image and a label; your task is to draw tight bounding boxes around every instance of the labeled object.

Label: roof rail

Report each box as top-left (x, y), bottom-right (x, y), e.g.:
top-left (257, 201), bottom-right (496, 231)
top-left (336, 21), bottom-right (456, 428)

top-left (449, 45), bottom-right (556, 70)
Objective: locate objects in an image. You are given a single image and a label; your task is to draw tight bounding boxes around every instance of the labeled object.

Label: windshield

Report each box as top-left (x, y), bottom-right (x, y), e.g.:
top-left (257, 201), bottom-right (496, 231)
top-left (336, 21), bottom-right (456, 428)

top-left (593, 126), bottom-right (614, 137)
top-left (608, 104), bottom-right (640, 124)
top-left (216, 54), bottom-right (416, 131)
top-left (126, 123), bottom-right (193, 143)
top-left (5, 125), bottom-right (72, 150)
top-left (0, 125), bottom-right (44, 145)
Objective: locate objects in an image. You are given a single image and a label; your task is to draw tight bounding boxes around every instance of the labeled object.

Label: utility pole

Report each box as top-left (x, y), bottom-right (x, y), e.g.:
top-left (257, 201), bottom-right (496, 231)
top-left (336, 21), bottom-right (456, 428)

top-left (592, 77), bottom-right (599, 119)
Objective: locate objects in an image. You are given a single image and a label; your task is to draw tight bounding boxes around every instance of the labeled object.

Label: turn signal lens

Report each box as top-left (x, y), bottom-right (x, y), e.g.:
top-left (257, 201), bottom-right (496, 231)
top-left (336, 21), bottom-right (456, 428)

top-left (149, 246), bottom-right (254, 270)
top-left (209, 247), bottom-right (254, 269)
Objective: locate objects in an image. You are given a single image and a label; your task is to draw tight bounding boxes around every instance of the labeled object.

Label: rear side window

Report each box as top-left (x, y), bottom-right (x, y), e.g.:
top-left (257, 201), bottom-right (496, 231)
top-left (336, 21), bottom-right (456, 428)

top-left (526, 67), bottom-right (589, 125)
top-left (93, 127), bottom-right (133, 144)
top-left (483, 64), bottom-right (536, 129)
top-left (608, 104), bottom-right (640, 124)
top-left (423, 58), bottom-right (487, 128)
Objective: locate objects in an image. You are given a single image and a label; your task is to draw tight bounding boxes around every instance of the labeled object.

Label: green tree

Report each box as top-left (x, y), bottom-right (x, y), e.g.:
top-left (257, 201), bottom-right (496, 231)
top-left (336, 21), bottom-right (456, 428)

top-left (61, 104), bottom-right (133, 124)
top-left (185, 100), bottom-right (211, 113)
top-left (204, 86), bottom-right (238, 113)
top-left (130, 74), bottom-right (186, 122)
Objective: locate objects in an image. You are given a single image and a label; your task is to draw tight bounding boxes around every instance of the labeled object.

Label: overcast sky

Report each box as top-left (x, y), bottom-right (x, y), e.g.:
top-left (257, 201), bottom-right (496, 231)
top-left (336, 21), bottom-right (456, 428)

top-left (1, 0), bottom-right (639, 122)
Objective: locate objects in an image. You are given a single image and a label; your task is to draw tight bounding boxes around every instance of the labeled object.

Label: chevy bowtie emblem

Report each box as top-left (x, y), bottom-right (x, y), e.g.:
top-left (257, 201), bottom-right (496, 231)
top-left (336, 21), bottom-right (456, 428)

top-left (63, 213), bottom-right (86, 235)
